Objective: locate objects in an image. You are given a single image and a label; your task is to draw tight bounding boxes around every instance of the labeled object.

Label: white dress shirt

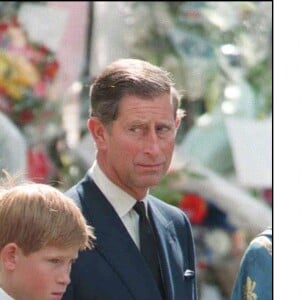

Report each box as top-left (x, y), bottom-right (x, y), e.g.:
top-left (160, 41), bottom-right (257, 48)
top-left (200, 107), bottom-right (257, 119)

top-left (89, 161), bottom-right (149, 249)
top-left (0, 288), bottom-right (14, 300)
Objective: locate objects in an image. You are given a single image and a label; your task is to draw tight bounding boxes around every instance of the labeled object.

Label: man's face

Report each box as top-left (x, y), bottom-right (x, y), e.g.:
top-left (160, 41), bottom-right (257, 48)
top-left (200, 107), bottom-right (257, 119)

top-left (10, 245), bottom-right (78, 300)
top-left (95, 93), bottom-right (179, 199)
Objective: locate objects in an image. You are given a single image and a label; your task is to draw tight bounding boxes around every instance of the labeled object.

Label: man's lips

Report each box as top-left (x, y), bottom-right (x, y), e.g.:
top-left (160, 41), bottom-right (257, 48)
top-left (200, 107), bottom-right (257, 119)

top-left (137, 163), bottom-right (163, 169)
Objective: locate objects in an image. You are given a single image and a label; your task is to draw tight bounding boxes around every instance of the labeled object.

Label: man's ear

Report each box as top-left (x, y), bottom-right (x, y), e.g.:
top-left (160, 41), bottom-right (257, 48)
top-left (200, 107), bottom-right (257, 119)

top-left (175, 118), bottom-right (181, 131)
top-left (87, 117), bottom-right (108, 147)
top-left (1, 243), bottom-right (19, 271)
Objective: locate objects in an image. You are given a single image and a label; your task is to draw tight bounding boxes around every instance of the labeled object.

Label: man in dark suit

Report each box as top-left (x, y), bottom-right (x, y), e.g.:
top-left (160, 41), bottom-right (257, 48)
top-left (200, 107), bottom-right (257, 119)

top-left (62, 58), bottom-right (198, 300)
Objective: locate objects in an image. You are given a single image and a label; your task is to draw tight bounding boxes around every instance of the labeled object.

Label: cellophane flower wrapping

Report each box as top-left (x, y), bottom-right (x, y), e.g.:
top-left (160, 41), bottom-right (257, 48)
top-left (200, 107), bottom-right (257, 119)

top-left (0, 17), bottom-right (59, 127)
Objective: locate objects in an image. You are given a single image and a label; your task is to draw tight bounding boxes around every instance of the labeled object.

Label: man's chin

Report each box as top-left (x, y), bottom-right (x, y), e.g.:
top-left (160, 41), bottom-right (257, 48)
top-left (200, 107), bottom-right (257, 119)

top-left (138, 176), bottom-right (162, 189)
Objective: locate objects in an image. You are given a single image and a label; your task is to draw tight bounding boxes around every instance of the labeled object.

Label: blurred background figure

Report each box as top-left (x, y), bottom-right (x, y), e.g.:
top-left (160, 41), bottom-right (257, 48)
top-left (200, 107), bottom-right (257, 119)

top-left (231, 227), bottom-right (272, 300)
top-left (0, 112), bottom-right (27, 179)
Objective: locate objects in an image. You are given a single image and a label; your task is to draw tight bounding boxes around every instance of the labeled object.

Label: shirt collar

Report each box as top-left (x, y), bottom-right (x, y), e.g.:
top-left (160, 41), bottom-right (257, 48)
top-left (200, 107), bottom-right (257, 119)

top-left (0, 288), bottom-right (14, 300)
top-left (89, 161), bottom-right (148, 217)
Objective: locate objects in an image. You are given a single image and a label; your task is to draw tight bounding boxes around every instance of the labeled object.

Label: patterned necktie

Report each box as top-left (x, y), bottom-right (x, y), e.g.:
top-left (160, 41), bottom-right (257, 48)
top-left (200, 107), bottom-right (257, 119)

top-left (134, 201), bottom-right (164, 297)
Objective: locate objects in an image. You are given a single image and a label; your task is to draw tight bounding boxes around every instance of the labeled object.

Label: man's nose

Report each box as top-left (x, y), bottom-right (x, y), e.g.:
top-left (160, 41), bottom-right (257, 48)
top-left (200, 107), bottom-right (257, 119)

top-left (143, 130), bottom-right (162, 155)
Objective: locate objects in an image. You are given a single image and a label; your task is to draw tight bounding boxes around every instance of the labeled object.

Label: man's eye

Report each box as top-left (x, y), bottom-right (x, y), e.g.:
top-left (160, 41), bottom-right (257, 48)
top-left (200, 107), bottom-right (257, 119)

top-left (157, 126), bottom-right (169, 132)
top-left (129, 127), bottom-right (141, 133)
top-left (49, 258), bottom-right (61, 264)
top-left (157, 126), bottom-right (173, 134)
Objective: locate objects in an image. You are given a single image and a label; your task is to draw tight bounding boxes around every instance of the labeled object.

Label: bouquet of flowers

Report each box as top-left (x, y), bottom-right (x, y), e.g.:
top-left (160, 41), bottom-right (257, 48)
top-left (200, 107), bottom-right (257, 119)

top-left (0, 17), bottom-right (59, 127)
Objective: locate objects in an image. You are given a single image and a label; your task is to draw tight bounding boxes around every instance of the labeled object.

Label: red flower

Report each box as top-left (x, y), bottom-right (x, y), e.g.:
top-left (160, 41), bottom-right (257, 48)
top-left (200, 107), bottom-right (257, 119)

top-left (179, 193), bottom-right (208, 224)
top-left (18, 109), bottom-right (34, 125)
top-left (0, 22), bottom-right (9, 32)
top-left (197, 260), bottom-right (208, 270)
top-left (262, 188), bottom-right (272, 205)
top-left (27, 146), bottom-right (53, 183)
top-left (43, 60), bottom-right (59, 80)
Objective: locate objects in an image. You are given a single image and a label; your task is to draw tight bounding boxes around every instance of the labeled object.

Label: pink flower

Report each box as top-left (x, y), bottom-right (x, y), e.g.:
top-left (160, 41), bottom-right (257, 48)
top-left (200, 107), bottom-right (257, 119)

top-left (33, 80), bottom-right (47, 97)
top-left (27, 146), bottom-right (54, 183)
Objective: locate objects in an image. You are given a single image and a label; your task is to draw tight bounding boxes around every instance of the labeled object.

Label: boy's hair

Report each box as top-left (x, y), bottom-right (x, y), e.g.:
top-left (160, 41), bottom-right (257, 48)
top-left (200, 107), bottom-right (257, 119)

top-left (0, 182), bottom-right (95, 255)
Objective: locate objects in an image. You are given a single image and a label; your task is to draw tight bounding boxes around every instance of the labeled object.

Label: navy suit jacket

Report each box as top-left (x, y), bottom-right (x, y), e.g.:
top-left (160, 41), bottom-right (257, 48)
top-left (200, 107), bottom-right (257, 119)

top-left (62, 174), bottom-right (197, 300)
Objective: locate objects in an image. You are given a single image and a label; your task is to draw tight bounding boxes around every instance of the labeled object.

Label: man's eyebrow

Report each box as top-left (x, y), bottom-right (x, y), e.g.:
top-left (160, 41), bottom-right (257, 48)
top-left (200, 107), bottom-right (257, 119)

top-left (128, 120), bottom-right (145, 126)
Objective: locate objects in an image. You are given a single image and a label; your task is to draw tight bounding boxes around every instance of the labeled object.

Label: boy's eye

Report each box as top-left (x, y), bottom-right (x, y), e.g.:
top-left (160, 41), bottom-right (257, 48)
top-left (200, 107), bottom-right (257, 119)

top-left (49, 258), bottom-right (61, 264)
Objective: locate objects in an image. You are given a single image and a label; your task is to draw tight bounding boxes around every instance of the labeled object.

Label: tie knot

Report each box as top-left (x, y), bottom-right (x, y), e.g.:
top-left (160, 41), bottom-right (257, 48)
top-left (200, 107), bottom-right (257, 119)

top-left (133, 201), bottom-right (146, 217)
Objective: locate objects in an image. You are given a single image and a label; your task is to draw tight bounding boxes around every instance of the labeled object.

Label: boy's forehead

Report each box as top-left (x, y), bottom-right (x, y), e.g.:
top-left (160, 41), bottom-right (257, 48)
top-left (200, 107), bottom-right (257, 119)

top-left (37, 245), bottom-right (79, 257)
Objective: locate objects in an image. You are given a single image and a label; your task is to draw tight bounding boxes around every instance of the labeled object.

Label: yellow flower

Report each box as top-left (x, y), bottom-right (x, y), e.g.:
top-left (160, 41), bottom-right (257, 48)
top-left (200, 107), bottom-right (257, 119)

top-left (242, 276), bottom-right (257, 300)
top-left (0, 51), bottom-right (40, 100)
top-left (6, 53), bottom-right (40, 86)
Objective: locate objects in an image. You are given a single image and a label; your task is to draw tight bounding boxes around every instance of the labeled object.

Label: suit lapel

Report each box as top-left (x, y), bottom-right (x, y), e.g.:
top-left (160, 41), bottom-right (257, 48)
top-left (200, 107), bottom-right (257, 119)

top-left (148, 199), bottom-right (183, 300)
top-left (77, 176), bottom-right (162, 300)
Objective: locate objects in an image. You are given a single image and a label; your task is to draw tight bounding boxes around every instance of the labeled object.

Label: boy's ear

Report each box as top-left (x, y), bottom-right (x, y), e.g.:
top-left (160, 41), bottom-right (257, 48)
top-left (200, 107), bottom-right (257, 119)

top-left (1, 243), bottom-right (19, 271)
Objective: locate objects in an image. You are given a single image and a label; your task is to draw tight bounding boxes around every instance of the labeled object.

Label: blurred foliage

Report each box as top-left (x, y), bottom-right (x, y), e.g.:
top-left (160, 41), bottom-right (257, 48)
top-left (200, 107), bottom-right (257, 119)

top-left (123, 1), bottom-right (272, 127)
top-left (150, 167), bottom-right (206, 206)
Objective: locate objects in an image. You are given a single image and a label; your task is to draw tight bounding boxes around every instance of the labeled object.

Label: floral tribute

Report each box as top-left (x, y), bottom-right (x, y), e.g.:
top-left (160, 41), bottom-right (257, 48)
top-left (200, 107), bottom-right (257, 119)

top-left (0, 17), bottom-right (59, 126)
top-left (179, 193), bottom-right (208, 224)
